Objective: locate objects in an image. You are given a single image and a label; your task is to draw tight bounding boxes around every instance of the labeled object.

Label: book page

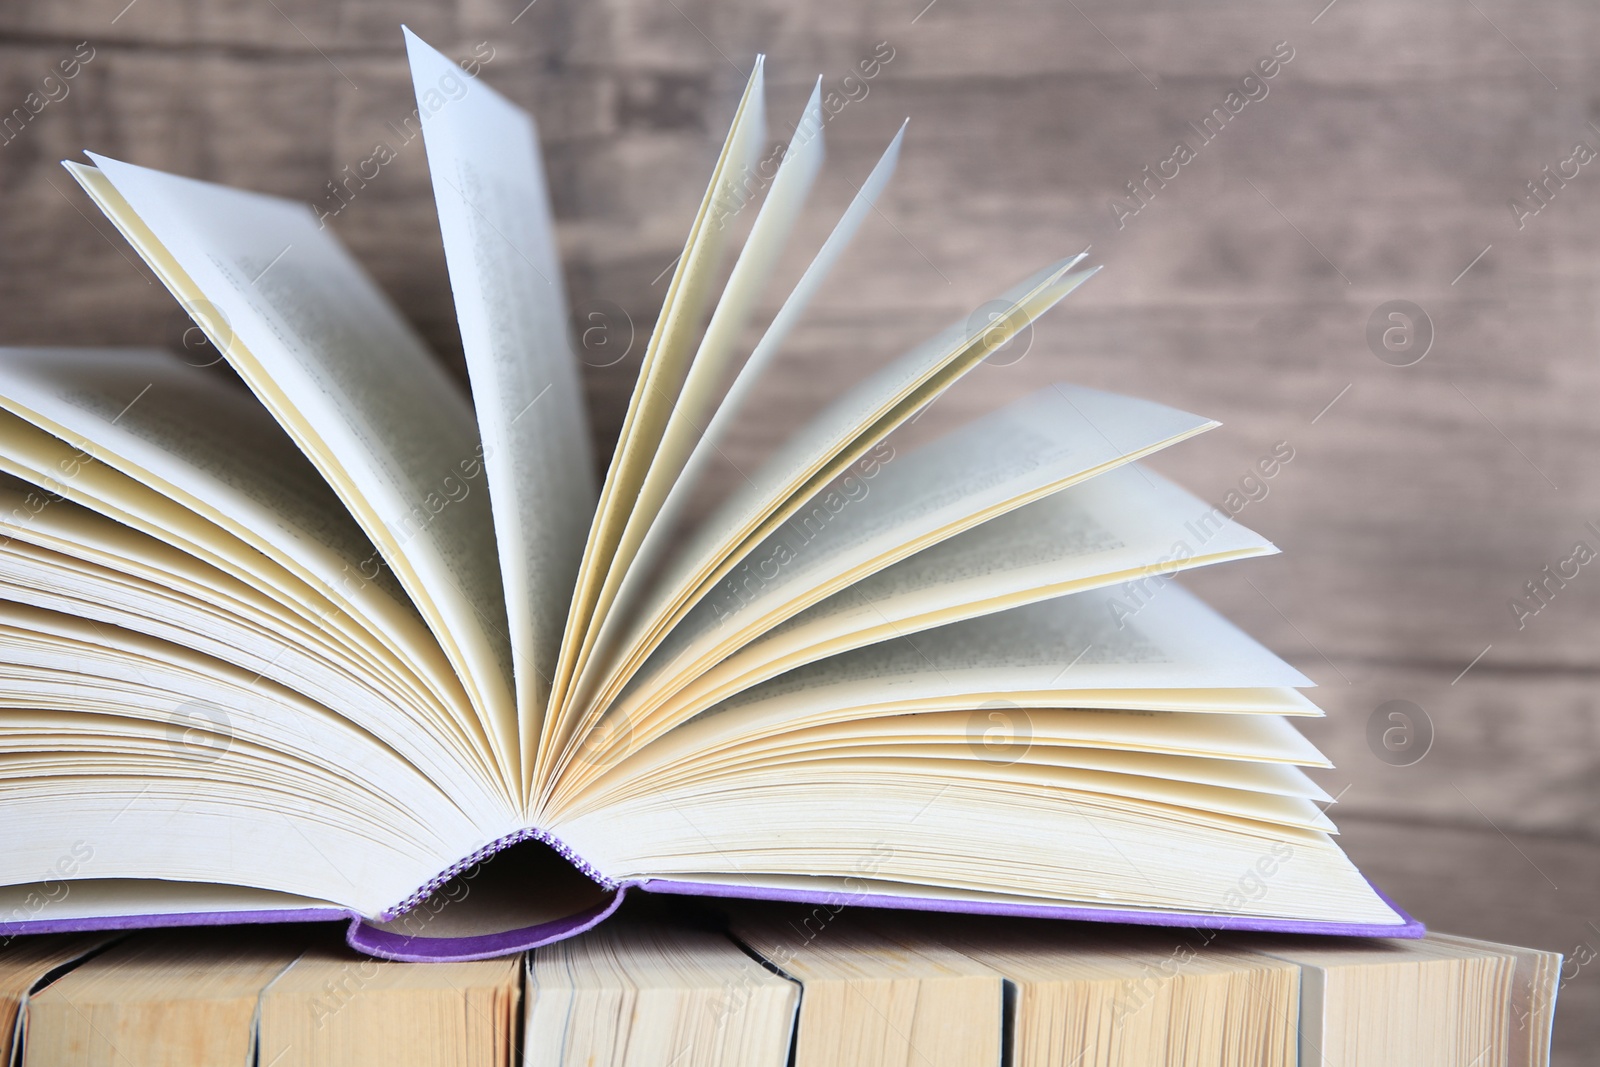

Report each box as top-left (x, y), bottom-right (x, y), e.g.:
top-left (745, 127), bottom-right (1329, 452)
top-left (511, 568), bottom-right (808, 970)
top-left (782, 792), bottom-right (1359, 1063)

top-left (0, 599), bottom-right (462, 812)
top-left (573, 706), bottom-right (1332, 822)
top-left (0, 476), bottom-right (351, 668)
top-left (546, 59), bottom-right (768, 737)
top-left (610, 391), bottom-right (1223, 737)
top-left (561, 258), bottom-right (1098, 742)
top-left (404, 30), bottom-right (596, 772)
top-left (576, 582), bottom-right (1319, 793)
top-left (661, 730), bottom-right (1332, 802)
top-left (683, 756), bottom-right (1333, 833)
top-left (548, 586), bottom-right (1326, 821)
top-left (0, 347), bottom-right (488, 767)
top-left (583, 708), bottom-right (1335, 833)
top-left (587, 114), bottom-right (907, 721)
top-left (649, 119), bottom-right (906, 572)
top-left (556, 772), bottom-right (1406, 927)
top-left (544, 259), bottom-right (1098, 784)
top-left (556, 83), bottom-right (833, 764)
top-left (69, 156), bottom-right (519, 788)
top-left (573, 467), bottom-right (1271, 786)
top-left (0, 409), bottom-right (473, 745)
top-left (0, 469), bottom-right (459, 720)
top-left (708, 582), bottom-right (1311, 720)
top-left (0, 490), bottom-right (506, 817)
top-left (0, 348), bottom-right (398, 600)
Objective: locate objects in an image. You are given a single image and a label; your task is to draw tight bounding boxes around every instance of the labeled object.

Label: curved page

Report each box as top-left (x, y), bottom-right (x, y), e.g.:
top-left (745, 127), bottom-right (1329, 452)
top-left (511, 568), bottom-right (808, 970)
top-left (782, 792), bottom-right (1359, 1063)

top-left (67, 157), bottom-right (519, 789)
top-left (405, 30), bottom-right (595, 775)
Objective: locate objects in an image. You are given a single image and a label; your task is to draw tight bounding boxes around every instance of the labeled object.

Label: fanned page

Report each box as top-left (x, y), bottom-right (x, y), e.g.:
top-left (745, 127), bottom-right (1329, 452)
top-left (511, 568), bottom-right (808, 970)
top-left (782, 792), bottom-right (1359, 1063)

top-left (551, 83), bottom-right (840, 769)
top-left (545, 59), bottom-right (770, 761)
top-left (576, 463), bottom-right (1275, 786)
top-left (622, 118), bottom-right (906, 607)
top-left (65, 156), bottom-right (521, 792)
top-left (566, 580), bottom-right (1320, 806)
top-left (572, 117), bottom-right (910, 757)
top-left (553, 258), bottom-right (1099, 774)
top-left (551, 385), bottom-right (1221, 797)
top-left (404, 30), bottom-right (596, 788)
top-left (549, 577), bottom-right (1404, 929)
top-left (0, 476), bottom-right (495, 811)
top-left (0, 350), bottom-right (449, 699)
top-left (0, 351), bottom-right (509, 805)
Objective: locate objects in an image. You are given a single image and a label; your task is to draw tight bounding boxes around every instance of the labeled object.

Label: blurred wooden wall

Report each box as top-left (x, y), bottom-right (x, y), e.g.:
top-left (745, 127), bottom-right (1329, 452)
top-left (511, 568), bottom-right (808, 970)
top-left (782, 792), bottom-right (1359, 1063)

top-left (1, 0), bottom-right (1597, 1055)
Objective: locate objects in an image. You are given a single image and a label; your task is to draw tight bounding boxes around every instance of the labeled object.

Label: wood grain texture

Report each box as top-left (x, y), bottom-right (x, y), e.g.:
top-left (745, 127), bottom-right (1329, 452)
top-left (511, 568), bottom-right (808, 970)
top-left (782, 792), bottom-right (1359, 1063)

top-left (0, 0), bottom-right (1596, 1057)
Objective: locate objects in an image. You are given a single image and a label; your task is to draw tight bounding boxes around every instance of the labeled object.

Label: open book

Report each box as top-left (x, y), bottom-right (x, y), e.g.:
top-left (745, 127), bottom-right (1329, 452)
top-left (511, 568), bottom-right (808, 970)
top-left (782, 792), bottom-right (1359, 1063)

top-left (0, 29), bottom-right (1418, 962)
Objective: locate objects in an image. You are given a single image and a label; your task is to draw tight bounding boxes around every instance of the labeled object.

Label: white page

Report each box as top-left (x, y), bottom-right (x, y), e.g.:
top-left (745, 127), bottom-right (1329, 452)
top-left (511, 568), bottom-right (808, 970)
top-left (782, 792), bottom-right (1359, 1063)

top-left (547, 60), bottom-right (768, 731)
top-left (595, 116), bottom-right (906, 689)
top-left (0, 498), bottom-right (504, 821)
top-left (0, 405), bottom-right (485, 760)
top-left (663, 736), bottom-right (1332, 802)
top-left (72, 156), bottom-right (519, 784)
top-left (570, 83), bottom-right (833, 732)
top-left (700, 581), bottom-right (1313, 728)
top-left (0, 600), bottom-right (455, 811)
top-left (0, 479), bottom-right (358, 672)
top-left (657, 122), bottom-right (908, 535)
top-left (404, 30), bottom-right (596, 769)
top-left (0, 472), bottom-right (448, 721)
top-left (621, 461), bottom-right (1272, 729)
top-left (563, 258), bottom-right (1097, 731)
top-left (565, 706), bottom-right (1331, 832)
top-left (679, 757), bottom-right (1333, 832)
top-left (615, 390), bottom-right (1220, 724)
top-left (0, 347), bottom-right (490, 764)
top-left (0, 349), bottom-right (404, 612)
top-left (552, 586), bottom-right (1327, 817)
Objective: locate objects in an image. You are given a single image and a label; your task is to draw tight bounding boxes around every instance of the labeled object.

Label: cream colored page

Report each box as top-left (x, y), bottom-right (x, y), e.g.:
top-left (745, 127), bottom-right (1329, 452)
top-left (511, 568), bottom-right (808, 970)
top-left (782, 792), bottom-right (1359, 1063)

top-left (666, 734), bottom-right (1332, 802)
top-left (585, 731), bottom-right (1333, 833)
top-left (406, 31), bottom-right (595, 754)
top-left (548, 60), bottom-right (767, 725)
top-left (685, 758), bottom-right (1331, 832)
top-left (0, 475), bottom-right (440, 710)
top-left (554, 776), bottom-right (1404, 926)
top-left (577, 690), bottom-right (1327, 800)
top-left (650, 121), bottom-right (905, 560)
top-left (0, 406), bottom-right (486, 763)
top-left (700, 581), bottom-right (1313, 725)
top-left (658, 463), bottom-right (1272, 719)
top-left (0, 348), bottom-right (403, 606)
top-left (0, 407), bottom-right (338, 618)
top-left (0, 495), bottom-right (504, 815)
top-left (594, 117), bottom-right (907, 700)
top-left (75, 155), bottom-right (518, 780)
top-left (0, 480), bottom-right (337, 658)
top-left (0, 611), bottom-right (501, 878)
top-left (0, 348), bottom-right (489, 750)
top-left (699, 255), bottom-right (1086, 542)
top-left (568, 259), bottom-right (1099, 724)
top-left (554, 587), bottom-right (1327, 819)
top-left (572, 84), bottom-right (831, 726)
top-left (552, 261), bottom-right (1099, 772)
top-left (619, 388), bottom-right (1221, 721)
top-left (572, 708), bottom-right (1331, 817)
top-left (0, 601), bottom-right (451, 809)
top-left (0, 776), bottom-right (465, 917)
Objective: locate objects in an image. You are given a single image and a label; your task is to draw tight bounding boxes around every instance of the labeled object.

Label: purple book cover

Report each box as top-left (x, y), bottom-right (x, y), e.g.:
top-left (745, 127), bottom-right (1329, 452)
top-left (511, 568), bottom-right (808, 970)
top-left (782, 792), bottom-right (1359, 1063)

top-left (0, 829), bottom-right (1424, 963)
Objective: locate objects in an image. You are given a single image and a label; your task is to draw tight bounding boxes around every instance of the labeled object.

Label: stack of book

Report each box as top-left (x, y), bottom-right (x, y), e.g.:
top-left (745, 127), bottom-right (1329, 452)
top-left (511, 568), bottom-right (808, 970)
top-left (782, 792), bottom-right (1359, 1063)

top-left (0, 908), bottom-right (1560, 1066)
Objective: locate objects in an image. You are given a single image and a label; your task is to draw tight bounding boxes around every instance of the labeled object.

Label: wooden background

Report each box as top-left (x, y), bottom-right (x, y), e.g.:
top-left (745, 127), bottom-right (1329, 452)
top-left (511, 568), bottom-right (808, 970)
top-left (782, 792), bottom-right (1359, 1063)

top-left (1, 0), bottom-right (1597, 1057)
